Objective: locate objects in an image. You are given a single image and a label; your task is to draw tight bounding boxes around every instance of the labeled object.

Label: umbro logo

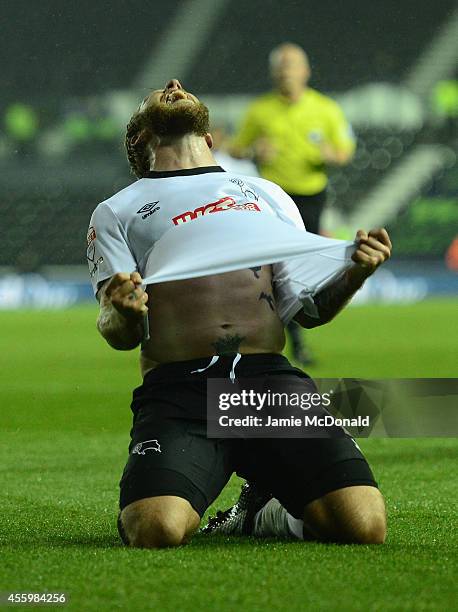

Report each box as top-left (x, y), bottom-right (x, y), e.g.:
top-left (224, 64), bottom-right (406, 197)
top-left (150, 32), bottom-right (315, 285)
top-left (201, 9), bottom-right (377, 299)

top-left (137, 202), bottom-right (160, 219)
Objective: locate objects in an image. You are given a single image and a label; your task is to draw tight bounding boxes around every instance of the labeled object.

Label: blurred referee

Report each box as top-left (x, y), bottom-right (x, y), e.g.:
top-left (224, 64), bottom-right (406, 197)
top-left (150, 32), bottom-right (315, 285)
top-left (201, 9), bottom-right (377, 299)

top-left (231, 42), bottom-right (355, 364)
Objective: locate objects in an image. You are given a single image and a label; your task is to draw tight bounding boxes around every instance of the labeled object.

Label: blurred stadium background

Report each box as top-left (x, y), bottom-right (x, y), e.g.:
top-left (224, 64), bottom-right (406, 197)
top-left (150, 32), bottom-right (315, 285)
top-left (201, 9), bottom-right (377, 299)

top-left (1, 3), bottom-right (457, 610)
top-left (1, 0), bottom-right (457, 309)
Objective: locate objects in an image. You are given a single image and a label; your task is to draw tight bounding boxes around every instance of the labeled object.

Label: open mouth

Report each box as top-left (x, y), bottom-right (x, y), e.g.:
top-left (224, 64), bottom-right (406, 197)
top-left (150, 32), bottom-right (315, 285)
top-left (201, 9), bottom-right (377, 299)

top-left (164, 91), bottom-right (189, 104)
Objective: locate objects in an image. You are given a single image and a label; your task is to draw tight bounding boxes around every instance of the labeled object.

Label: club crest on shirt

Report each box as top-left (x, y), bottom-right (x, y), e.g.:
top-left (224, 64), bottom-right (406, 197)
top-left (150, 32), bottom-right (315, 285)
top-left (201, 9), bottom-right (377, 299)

top-left (308, 130), bottom-right (323, 143)
top-left (229, 178), bottom-right (259, 201)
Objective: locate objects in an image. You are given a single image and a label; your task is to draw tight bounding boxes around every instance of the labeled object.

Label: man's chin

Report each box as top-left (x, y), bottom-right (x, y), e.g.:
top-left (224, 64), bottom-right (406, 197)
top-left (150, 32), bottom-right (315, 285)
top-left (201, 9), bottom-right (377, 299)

top-left (142, 100), bottom-right (210, 138)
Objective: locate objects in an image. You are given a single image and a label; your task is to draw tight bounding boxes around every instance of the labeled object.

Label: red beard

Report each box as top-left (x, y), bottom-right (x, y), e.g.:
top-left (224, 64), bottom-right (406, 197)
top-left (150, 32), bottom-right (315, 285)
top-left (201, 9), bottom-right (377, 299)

top-left (140, 100), bottom-right (210, 139)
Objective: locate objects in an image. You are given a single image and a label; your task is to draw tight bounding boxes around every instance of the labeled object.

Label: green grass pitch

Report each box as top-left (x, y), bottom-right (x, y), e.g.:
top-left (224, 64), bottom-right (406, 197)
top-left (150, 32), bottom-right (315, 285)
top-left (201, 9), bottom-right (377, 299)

top-left (1, 299), bottom-right (457, 611)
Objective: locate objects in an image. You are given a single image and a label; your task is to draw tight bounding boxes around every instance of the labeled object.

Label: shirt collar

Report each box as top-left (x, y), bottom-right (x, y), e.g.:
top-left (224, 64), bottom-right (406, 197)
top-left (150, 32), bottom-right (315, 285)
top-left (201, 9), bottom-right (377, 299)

top-left (146, 166), bottom-right (226, 179)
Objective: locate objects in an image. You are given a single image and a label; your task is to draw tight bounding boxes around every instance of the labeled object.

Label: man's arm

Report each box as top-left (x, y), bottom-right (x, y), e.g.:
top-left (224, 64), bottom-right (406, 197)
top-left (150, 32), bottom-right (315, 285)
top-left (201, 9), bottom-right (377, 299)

top-left (319, 142), bottom-right (353, 166)
top-left (319, 101), bottom-right (355, 166)
top-left (97, 272), bottom-right (148, 350)
top-left (229, 104), bottom-right (271, 161)
top-left (230, 137), bottom-right (278, 164)
top-left (295, 228), bottom-right (392, 329)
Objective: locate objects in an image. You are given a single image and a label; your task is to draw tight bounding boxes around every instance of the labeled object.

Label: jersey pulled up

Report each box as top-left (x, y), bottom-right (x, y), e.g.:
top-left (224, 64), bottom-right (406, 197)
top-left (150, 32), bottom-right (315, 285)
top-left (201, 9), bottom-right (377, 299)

top-left (87, 166), bottom-right (355, 324)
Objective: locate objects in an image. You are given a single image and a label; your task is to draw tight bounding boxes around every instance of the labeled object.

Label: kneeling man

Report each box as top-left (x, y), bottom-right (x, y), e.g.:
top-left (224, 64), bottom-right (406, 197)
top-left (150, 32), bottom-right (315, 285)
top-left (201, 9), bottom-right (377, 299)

top-left (87, 79), bottom-right (391, 548)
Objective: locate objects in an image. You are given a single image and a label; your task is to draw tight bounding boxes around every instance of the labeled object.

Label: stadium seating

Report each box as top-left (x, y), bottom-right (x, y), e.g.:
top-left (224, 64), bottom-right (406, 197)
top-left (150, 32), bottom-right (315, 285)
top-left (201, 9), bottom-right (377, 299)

top-left (327, 127), bottom-right (421, 214)
top-left (1, 125), bottom-right (454, 268)
top-left (2, 0), bottom-right (455, 107)
top-left (190, 0), bottom-right (456, 93)
top-left (1, 0), bottom-right (179, 107)
top-left (1, 1), bottom-right (456, 268)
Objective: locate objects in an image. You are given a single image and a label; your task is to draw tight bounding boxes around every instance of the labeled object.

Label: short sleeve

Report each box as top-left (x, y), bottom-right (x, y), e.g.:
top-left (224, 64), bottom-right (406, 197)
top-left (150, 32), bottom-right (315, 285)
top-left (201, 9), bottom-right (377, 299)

top-left (268, 185), bottom-right (317, 324)
top-left (326, 102), bottom-right (356, 154)
top-left (86, 202), bottom-right (137, 296)
top-left (270, 185), bottom-right (306, 230)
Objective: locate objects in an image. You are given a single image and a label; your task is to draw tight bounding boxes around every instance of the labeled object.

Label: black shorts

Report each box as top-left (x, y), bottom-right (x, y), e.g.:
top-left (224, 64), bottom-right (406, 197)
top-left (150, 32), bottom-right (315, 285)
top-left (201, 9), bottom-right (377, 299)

top-left (119, 353), bottom-right (377, 519)
top-left (289, 190), bottom-right (326, 234)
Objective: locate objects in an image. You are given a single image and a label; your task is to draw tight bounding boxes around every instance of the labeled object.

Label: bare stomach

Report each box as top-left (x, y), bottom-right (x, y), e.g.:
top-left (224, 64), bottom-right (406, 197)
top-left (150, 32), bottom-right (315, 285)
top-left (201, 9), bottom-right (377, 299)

top-left (140, 266), bottom-right (285, 376)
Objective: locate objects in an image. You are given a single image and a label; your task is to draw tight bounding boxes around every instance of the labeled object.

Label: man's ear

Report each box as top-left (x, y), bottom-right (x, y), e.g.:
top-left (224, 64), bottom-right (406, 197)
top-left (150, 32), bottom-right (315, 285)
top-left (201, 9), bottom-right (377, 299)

top-left (205, 133), bottom-right (214, 149)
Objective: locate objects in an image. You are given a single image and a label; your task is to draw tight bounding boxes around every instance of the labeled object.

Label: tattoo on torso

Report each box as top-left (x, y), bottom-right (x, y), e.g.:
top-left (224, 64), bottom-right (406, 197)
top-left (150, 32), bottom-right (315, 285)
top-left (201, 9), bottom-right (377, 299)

top-left (250, 266), bottom-right (262, 279)
top-left (211, 334), bottom-right (245, 355)
top-left (259, 291), bottom-right (275, 311)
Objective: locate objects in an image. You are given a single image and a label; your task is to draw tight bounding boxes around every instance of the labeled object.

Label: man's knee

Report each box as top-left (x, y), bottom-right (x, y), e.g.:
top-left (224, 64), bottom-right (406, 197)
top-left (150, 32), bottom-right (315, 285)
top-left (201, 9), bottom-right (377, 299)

top-left (349, 507), bottom-right (386, 544)
top-left (350, 487), bottom-right (386, 544)
top-left (119, 496), bottom-right (200, 549)
top-left (133, 513), bottom-right (186, 548)
top-left (304, 485), bottom-right (387, 545)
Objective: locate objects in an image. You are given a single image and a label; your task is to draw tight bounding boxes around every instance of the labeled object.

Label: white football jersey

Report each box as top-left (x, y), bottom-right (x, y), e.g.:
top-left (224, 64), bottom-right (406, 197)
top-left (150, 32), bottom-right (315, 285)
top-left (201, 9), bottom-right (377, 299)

top-left (87, 166), bottom-right (355, 324)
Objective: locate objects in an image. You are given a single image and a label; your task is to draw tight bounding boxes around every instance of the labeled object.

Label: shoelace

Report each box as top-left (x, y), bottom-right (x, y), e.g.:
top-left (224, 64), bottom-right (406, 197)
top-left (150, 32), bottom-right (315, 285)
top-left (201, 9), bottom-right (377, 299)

top-left (229, 353), bottom-right (242, 383)
top-left (190, 355), bottom-right (220, 374)
top-left (190, 352), bottom-right (242, 383)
